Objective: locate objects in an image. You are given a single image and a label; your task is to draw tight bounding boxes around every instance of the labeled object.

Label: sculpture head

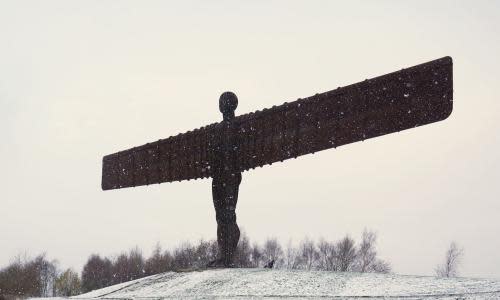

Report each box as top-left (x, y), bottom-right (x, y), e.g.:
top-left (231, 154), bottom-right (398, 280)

top-left (219, 91), bottom-right (238, 120)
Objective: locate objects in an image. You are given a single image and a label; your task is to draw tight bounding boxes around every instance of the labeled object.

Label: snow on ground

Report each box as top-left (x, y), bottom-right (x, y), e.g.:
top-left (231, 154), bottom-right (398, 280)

top-left (66, 268), bottom-right (500, 299)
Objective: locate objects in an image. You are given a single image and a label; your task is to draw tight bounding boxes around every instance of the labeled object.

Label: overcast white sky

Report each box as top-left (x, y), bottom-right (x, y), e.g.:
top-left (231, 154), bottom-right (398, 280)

top-left (1, 0), bottom-right (499, 278)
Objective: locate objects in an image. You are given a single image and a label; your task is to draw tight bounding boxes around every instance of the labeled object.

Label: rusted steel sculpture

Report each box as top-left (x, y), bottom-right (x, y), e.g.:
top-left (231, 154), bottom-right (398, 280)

top-left (102, 56), bottom-right (453, 266)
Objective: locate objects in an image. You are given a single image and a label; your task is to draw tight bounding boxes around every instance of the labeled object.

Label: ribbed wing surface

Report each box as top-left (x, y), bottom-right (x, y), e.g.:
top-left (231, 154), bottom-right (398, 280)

top-left (232, 56), bottom-right (453, 172)
top-left (101, 124), bottom-right (219, 190)
top-left (102, 56), bottom-right (452, 190)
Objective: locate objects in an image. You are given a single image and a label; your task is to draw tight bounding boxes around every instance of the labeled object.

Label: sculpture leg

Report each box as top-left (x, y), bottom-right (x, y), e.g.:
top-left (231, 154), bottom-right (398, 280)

top-left (211, 173), bottom-right (241, 267)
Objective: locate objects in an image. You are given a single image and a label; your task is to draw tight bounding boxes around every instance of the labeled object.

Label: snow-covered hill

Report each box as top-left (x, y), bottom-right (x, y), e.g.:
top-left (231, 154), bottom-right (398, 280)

top-left (71, 268), bottom-right (500, 299)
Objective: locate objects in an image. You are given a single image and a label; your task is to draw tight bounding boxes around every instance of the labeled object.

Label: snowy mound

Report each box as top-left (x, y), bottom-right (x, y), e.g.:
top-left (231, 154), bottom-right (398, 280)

top-left (74, 269), bottom-right (500, 299)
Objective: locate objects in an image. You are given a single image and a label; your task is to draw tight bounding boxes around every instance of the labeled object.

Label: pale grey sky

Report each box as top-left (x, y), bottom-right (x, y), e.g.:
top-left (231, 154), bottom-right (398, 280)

top-left (1, 0), bottom-right (499, 278)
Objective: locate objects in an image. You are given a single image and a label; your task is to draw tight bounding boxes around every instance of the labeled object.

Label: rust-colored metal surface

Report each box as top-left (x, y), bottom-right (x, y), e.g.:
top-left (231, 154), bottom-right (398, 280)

top-left (102, 56), bottom-right (453, 190)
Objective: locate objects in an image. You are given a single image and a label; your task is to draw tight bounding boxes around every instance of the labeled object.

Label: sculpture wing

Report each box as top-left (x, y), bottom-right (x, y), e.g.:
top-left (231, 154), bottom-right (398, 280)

top-left (231, 56), bottom-right (453, 172)
top-left (101, 123), bottom-right (220, 190)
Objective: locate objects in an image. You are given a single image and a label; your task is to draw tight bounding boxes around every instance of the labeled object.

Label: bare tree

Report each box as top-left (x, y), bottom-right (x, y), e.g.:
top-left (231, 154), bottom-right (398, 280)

top-left (172, 241), bottom-right (196, 270)
top-left (112, 253), bottom-right (130, 284)
top-left (317, 239), bottom-right (337, 271)
top-left (193, 239), bottom-right (218, 267)
top-left (435, 242), bottom-right (464, 277)
top-left (283, 240), bottom-right (301, 270)
top-left (234, 232), bottom-right (252, 267)
top-left (55, 268), bottom-right (81, 296)
top-left (355, 230), bottom-right (377, 272)
top-left (299, 238), bottom-right (318, 270)
top-left (261, 238), bottom-right (284, 268)
top-left (250, 243), bottom-right (263, 267)
top-left (0, 253), bottom-right (58, 298)
top-left (81, 254), bottom-right (113, 292)
top-left (127, 247), bottom-right (145, 280)
top-left (34, 255), bottom-right (58, 297)
top-left (335, 235), bottom-right (357, 272)
top-left (144, 243), bottom-right (173, 276)
top-left (0, 257), bottom-right (24, 298)
top-left (371, 259), bottom-right (391, 274)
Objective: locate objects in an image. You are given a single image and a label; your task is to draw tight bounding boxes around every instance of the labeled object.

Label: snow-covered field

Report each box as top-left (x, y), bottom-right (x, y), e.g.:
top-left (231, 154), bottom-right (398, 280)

top-left (67, 269), bottom-right (500, 299)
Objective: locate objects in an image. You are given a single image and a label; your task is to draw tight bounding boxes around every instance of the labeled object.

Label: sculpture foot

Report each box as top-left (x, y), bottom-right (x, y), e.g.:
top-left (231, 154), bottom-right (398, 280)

top-left (207, 258), bottom-right (235, 268)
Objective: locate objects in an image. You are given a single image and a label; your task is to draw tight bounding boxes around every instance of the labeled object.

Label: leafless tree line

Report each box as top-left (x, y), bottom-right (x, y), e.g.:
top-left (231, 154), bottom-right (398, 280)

top-left (0, 253), bottom-right (60, 299)
top-left (79, 229), bottom-right (391, 292)
top-left (0, 230), bottom-right (391, 297)
top-left (274, 231), bottom-right (391, 273)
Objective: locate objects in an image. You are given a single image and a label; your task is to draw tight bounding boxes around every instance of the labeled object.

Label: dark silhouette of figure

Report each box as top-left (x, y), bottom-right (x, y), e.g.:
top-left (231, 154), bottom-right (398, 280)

top-left (208, 92), bottom-right (242, 267)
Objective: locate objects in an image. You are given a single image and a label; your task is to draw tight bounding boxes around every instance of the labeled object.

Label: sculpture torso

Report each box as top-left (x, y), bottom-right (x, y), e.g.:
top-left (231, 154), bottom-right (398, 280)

top-left (209, 92), bottom-right (242, 267)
